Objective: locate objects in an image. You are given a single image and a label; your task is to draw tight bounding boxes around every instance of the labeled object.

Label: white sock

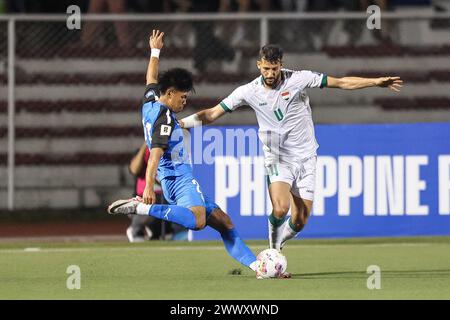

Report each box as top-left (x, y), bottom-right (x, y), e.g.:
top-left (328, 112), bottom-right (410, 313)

top-left (268, 216), bottom-right (287, 251)
top-left (136, 203), bottom-right (152, 216)
top-left (249, 260), bottom-right (259, 272)
top-left (280, 220), bottom-right (300, 249)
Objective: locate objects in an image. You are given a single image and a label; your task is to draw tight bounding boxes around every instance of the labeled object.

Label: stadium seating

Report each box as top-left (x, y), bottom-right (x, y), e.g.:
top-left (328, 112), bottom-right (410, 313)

top-left (1, 12), bottom-right (449, 209)
top-left (375, 97), bottom-right (450, 110)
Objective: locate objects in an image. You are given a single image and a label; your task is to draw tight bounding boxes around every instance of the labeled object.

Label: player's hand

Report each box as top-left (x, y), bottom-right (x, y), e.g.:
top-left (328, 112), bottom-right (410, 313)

top-left (143, 186), bottom-right (156, 205)
top-left (149, 29), bottom-right (164, 50)
top-left (376, 76), bottom-right (403, 92)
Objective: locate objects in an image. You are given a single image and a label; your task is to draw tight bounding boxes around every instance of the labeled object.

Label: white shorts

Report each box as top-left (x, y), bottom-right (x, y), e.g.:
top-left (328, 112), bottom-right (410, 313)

top-left (265, 156), bottom-right (317, 201)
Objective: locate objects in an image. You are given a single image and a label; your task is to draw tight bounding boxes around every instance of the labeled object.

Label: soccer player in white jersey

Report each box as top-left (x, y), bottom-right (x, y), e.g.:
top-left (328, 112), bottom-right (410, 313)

top-left (181, 45), bottom-right (403, 274)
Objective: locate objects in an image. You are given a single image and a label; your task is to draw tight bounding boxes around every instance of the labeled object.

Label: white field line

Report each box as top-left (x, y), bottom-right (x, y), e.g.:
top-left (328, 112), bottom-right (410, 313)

top-left (0, 242), bottom-right (435, 254)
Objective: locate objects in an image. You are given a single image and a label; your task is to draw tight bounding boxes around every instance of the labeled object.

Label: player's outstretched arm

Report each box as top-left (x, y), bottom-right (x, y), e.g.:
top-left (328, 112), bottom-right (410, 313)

top-left (180, 104), bottom-right (227, 129)
top-left (327, 76), bottom-right (403, 92)
top-left (146, 29), bottom-right (164, 85)
top-left (143, 147), bottom-right (164, 204)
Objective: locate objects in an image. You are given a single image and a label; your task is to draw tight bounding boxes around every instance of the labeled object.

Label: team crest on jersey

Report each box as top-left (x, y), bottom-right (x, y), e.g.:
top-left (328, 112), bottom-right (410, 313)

top-left (281, 91), bottom-right (290, 101)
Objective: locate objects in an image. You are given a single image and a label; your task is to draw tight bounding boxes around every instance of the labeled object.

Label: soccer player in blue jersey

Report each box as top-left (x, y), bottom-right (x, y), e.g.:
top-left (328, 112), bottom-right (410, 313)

top-left (108, 30), bottom-right (261, 275)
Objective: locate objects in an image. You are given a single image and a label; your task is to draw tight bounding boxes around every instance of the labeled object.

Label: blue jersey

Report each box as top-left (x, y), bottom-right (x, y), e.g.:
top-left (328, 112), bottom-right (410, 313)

top-left (141, 84), bottom-right (192, 180)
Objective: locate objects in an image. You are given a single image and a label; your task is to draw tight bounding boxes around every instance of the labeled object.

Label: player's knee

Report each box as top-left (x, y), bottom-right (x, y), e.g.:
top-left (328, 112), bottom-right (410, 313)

top-left (272, 203), bottom-right (290, 218)
top-left (191, 207), bottom-right (206, 230)
top-left (195, 217), bottom-right (206, 230)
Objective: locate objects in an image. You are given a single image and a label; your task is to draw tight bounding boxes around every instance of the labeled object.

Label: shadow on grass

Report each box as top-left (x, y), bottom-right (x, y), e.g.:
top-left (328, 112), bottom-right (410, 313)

top-left (292, 269), bottom-right (450, 279)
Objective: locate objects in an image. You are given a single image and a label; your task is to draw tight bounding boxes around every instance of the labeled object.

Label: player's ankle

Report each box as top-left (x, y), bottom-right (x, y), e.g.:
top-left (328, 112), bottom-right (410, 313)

top-left (249, 260), bottom-right (259, 272)
top-left (136, 203), bottom-right (152, 215)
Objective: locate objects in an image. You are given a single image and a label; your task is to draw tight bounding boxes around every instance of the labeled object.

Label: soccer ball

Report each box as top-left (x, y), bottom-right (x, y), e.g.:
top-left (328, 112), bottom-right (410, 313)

top-left (256, 249), bottom-right (287, 279)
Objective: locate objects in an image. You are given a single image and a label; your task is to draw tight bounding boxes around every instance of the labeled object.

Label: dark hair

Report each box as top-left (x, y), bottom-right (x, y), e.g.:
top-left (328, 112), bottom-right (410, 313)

top-left (259, 44), bottom-right (283, 63)
top-left (158, 68), bottom-right (194, 94)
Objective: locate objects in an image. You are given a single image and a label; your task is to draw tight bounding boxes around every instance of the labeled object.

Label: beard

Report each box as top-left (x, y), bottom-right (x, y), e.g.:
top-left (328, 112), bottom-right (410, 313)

top-left (263, 76), bottom-right (279, 88)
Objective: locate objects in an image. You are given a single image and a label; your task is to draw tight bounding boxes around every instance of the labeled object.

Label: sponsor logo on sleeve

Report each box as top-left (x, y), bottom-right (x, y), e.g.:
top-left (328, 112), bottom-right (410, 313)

top-left (145, 90), bottom-right (155, 99)
top-left (160, 125), bottom-right (172, 136)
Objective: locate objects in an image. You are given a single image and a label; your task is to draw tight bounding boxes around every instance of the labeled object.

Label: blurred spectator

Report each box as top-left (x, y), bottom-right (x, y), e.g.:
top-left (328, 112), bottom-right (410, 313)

top-left (82, 0), bottom-right (132, 47)
top-left (431, 0), bottom-right (450, 28)
top-left (228, 0), bottom-right (274, 46)
top-left (188, 0), bottom-right (235, 72)
top-left (167, 0), bottom-right (194, 47)
top-left (306, 0), bottom-right (340, 49)
top-left (5, 0), bottom-right (30, 12)
top-left (278, 0), bottom-right (394, 51)
top-left (274, 0), bottom-right (331, 51)
top-left (5, 0), bottom-right (88, 13)
top-left (235, 0), bottom-right (273, 11)
top-left (173, 0), bottom-right (192, 12)
top-left (340, 0), bottom-right (366, 46)
top-left (127, 143), bottom-right (187, 242)
top-left (127, 0), bottom-right (171, 13)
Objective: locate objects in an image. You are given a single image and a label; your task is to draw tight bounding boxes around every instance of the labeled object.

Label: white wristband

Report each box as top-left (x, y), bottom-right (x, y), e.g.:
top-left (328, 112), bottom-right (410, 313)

top-left (181, 114), bottom-right (202, 129)
top-left (151, 48), bottom-right (160, 59)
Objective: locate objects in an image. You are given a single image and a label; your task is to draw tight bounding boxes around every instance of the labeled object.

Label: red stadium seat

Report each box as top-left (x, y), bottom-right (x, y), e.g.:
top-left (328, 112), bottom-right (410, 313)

top-left (324, 44), bottom-right (450, 57)
top-left (15, 45), bottom-right (259, 60)
top-left (375, 97), bottom-right (450, 110)
top-left (0, 152), bottom-right (133, 166)
top-left (0, 99), bottom-right (221, 114)
top-left (11, 72), bottom-right (255, 85)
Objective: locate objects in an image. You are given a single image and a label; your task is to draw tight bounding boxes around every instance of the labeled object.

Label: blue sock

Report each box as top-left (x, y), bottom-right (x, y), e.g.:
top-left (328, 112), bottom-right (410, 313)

top-left (147, 205), bottom-right (197, 230)
top-left (220, 228), bottom-right (256, 268)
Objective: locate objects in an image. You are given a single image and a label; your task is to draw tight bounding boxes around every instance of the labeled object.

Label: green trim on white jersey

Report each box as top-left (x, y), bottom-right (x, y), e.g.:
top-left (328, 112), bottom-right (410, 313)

top-left (220, 101), bottom-right (232, 113)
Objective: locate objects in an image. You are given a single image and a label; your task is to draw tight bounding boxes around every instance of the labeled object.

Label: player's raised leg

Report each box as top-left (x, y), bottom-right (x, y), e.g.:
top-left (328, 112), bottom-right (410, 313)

top-left (207, 207), bottom-right (259, 271)
top-left (108, 198), bottom-right (205, 230)
top-left (267, 181), bottom-right (291, 251)
top-left (108, 171), bottom-right (210, 231)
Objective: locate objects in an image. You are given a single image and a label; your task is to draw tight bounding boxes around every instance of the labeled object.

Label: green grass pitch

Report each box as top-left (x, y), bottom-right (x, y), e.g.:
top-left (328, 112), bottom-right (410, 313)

top-left (1, 237), bottom-right (449, 300)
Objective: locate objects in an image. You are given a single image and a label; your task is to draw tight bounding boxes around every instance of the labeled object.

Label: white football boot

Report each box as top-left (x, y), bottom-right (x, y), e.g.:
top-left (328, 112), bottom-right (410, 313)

top-left (107, 197), bottom-right (141, 215)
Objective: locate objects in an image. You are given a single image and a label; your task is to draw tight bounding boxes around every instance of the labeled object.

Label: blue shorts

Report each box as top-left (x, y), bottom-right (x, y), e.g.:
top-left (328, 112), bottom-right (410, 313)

top-left (160, 173), bottom-right (220, 218)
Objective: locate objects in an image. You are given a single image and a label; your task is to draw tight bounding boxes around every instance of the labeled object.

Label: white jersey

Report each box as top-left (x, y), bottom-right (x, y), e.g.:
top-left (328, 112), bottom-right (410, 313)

top-left (220, 69), bottom-right (327, 166)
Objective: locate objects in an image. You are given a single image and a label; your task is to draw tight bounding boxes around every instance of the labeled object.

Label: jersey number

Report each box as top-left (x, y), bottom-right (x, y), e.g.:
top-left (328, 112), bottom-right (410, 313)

top-left (274, 108), bottom-right (284, 121)
top-left (143, 121), bottom-right (152, 144)
top-left (192, 179), bottom-right (205, 202)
